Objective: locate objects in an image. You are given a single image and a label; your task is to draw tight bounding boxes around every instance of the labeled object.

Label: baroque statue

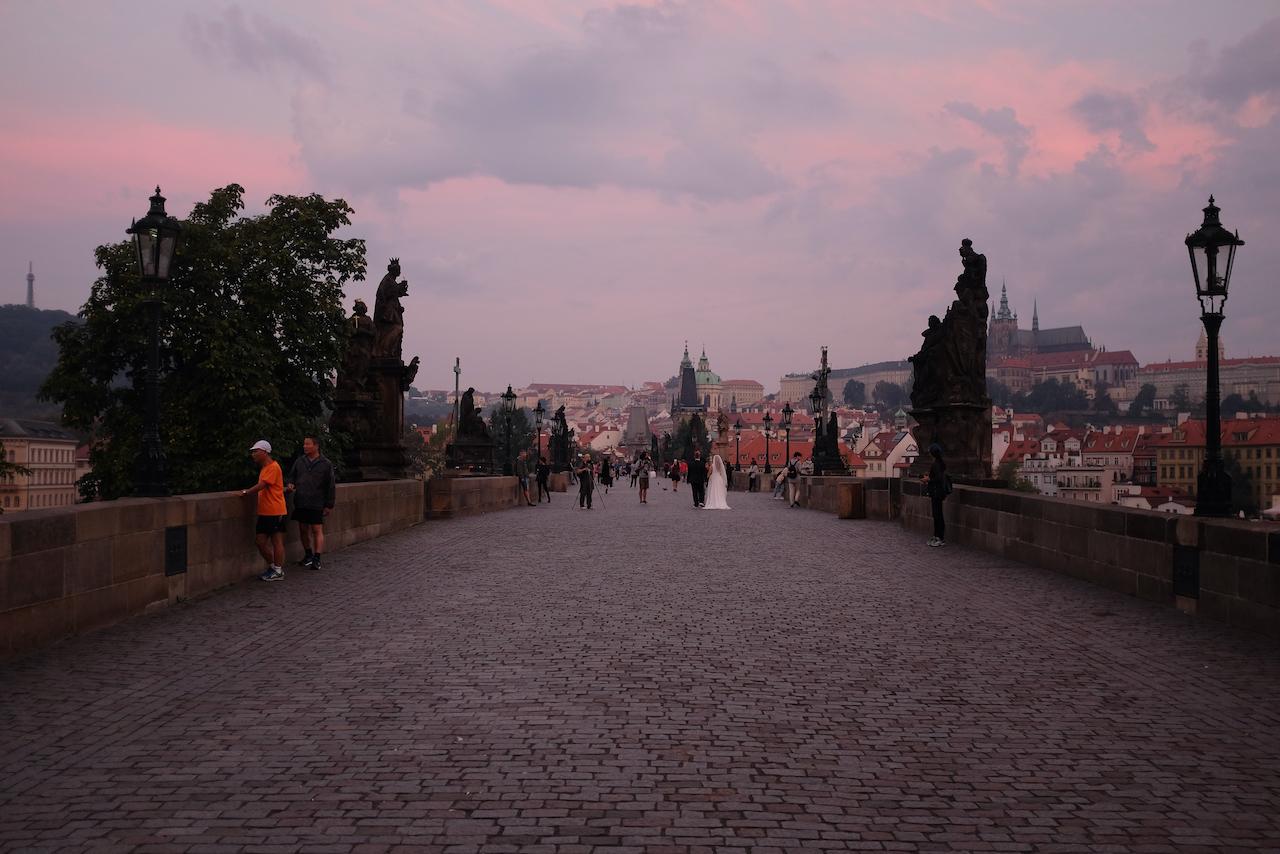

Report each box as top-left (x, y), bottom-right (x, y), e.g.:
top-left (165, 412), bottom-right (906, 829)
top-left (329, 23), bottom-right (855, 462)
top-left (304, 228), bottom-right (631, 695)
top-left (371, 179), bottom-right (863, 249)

top-left (908, 238), bottom-right (993, 480)
top-left (329, 258), bottom-right (422, 481)
top-left (373, 258), bottom-right (409, 360)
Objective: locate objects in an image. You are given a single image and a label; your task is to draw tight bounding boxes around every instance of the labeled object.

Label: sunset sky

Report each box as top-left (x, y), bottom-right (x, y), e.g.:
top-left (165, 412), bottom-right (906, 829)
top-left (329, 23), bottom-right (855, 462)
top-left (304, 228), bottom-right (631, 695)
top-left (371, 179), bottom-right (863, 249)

top-left (3, 1), bottom-right (1279, 393)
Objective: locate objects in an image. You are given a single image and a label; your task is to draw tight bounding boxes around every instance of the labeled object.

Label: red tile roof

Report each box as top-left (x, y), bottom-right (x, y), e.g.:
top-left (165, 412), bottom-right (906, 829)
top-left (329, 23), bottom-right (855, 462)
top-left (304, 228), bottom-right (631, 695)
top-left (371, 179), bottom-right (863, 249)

top-left (1141, 356), bottom-right (1280, 373)
top-left (1092, 349), bottom-right (1138, 365)
top-left (1083, 427), bottom-right (1143, 454)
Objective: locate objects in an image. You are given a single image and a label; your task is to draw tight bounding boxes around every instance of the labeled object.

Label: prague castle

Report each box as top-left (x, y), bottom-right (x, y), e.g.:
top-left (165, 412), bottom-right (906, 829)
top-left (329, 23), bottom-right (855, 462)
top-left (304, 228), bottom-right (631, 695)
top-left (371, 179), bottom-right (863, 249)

top-left (987, 283), bottom-right (1092, 359)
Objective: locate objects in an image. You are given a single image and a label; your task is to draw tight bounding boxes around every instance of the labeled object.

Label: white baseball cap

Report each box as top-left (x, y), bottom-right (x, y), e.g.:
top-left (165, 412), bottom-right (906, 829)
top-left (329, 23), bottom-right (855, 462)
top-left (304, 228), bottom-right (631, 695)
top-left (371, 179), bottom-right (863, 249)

top-left (249, 440), bottom-right (272, 454)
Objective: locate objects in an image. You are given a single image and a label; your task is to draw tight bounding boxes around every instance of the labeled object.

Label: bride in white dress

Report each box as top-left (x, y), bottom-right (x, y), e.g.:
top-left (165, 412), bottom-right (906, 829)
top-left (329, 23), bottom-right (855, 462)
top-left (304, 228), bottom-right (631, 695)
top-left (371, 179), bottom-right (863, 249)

top-left (704, 454), bottom-right (731, 510)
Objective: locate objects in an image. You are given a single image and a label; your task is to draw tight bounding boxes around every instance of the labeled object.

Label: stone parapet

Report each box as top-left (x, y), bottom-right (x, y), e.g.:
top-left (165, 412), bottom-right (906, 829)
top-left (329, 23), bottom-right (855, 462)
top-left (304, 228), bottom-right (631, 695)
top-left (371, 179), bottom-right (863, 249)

top-left (425, 475), bottom-right (524, 519)
top-left (899, 482), bottom-right (1280, 639)
top-left (0, 480), bottom-right (425, 659)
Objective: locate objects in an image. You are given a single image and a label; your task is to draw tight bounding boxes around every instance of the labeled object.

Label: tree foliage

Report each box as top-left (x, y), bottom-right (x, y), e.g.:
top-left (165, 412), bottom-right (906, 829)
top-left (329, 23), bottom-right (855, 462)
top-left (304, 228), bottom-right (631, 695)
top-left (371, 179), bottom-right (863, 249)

top-left (0, 306), bottom-right (78, 418)
top-left (842, 379), bottom-right (866, 407)
top-left (1129, 383), bottom-right (1157, 415)
top-left (0, 440), bottom-right (32, 481)
top-left (671, 414), bottom-right (711, 461)
top-left (487, 406), bottom-right (537, 470)
top-left (996, 457), bottom-right (1037, 492)
top-left (1224, 454), bottom-right (1257, 515)
top-left (872, 381), bottom-right (907, 409)
top-left (1169, 383), bottom-right (1194, 412)
top-left (41, 184), bottom-right (366, 499)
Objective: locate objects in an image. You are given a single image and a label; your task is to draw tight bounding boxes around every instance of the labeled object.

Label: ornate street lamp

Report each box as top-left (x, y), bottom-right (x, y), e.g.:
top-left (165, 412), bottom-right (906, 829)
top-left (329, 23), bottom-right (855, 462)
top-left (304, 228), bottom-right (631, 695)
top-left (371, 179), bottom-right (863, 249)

top-left (126, 187), bottom-right (181, 497)
top-left (762, 411), bottom-right (774, 473)
top-left (781, 401), bottom-right (794, 465)
top-left (734, 417), bottom-right (743, 472)
top-left (501, 384), bottom-right (517, 476)
top-left (534, 400), bottom-right (545, 461)
top-left (1185, 196), bottom-right (1243, 517)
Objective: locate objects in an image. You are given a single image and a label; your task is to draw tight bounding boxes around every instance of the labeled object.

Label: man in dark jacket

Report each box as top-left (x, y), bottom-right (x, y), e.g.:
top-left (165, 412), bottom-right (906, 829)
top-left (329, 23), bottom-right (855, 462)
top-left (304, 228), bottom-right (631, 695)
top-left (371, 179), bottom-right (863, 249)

top-left (536, 456), bottom-right (552, 503)
top-left (686, 450), bottom-right (708, 508)
top-left (286, 436), bottom-right (336, 569)
top-left (575, 455), bottom-right (594, 509)
top-left (922, 442), bottom-right (948, 547)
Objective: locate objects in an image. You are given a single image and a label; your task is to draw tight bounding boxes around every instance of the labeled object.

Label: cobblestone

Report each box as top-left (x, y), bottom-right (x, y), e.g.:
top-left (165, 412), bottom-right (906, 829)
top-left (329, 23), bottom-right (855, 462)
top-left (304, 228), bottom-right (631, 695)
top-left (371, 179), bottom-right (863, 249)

top-left (2, 486), bottom-right (1280, 852)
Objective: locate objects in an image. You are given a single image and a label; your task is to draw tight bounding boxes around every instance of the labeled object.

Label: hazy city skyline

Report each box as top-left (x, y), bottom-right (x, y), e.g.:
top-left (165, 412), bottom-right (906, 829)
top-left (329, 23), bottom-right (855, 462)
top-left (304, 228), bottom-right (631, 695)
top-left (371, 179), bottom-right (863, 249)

top-left (4, 1), bottom-right (1280, 391)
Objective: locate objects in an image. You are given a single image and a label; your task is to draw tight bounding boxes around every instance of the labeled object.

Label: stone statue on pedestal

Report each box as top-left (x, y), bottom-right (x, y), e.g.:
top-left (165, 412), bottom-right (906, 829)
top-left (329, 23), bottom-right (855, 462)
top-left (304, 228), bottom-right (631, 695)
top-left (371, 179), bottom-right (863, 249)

top-left (446, 386), bottom-right (496, 472)
top-left (809, 347), bottom-right (847, 475)
top-left (549, 405), bottom-right (574, 472)
top-left (329, 258), bottom-right (421, 481)
top-left (908, 238), bottom-right (993, 479)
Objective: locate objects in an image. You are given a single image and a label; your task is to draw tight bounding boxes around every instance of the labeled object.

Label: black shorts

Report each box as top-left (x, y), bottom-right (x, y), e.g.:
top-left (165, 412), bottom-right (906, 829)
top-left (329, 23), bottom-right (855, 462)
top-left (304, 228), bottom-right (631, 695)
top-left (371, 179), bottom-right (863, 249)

top-left (292, 506), bottom-right (325, 526)
top-left (518, 475), bottom-right (529, 488)
top-left (256, 514), bottom-right (288, 535)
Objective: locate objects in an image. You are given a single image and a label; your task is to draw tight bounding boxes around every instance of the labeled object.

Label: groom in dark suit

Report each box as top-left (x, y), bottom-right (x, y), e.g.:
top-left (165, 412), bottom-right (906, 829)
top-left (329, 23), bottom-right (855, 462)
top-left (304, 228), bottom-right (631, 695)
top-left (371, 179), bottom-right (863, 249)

top-left (686, 449), bottom-right (708, 508)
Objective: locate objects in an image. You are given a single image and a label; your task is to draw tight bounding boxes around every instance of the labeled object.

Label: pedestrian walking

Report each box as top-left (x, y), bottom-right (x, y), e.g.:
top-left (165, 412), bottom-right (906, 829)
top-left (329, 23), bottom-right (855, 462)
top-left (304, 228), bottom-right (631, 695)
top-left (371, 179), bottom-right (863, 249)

top-left (576, 455), bottom-right (594, 509)
top-left (670, 460), bottom-right (681, 493)
top-left (923, 442), bottom-right (950, 547)
top-left (285, 435), bottom-right (335, 570)
top-left (239, 440), bottom-right (288, 582)
top-left (536, 455), bottom-right (552, 503)
top-left (517, 450), bottom-right (535, 506)
top-left (686, 450), bottom-right (708, 508)
top-left (786, 451), bottom-right (803, 507)
top-left (637, 453), bottom-right (652, 504)
top-left (748, 460), bottom-right (759, 492)
top-left (599, 458), bottom-right (614, 494)
top-left (629, 462), bottom-right (639, 488)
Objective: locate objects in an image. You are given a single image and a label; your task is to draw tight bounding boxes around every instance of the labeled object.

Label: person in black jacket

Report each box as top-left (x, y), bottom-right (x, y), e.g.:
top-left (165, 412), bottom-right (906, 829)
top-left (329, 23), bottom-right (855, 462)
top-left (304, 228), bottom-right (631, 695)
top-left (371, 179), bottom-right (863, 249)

top-left (576, 455), bottom-right (594, 509)
top-left (536, 456), bottom-right (552, 503)
top-left (286, 436), bottom-right (336, 569)
top-left (922, 442), bottom-right (948, 548)
top-left (686, 450), bottom-right (708, 508)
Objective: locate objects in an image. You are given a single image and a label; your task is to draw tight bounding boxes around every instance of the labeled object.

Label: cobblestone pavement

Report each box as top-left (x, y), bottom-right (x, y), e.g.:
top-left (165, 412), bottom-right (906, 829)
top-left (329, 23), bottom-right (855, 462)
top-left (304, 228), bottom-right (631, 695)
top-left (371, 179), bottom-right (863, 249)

top-left (3, 484), bottom-right (1280, 854)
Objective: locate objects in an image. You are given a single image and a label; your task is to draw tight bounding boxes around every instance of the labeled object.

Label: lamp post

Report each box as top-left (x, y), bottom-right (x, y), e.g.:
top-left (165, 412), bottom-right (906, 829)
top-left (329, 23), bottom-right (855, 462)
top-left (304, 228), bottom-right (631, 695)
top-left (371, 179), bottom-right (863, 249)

top-left (734, 417), bottom-right (743, 472)
top-left (501, 384), bottom-right (517, 476)
top-left (781, 401), bottom-right (794, 465)
top-left (1185, 195), bottom-right (1243, 517)
top-left (762, 411), bottom-right (774, 473)
top-left (534, 400), bottom-right (545, 462)
top-left (126, 187), bottom-right (181, 497)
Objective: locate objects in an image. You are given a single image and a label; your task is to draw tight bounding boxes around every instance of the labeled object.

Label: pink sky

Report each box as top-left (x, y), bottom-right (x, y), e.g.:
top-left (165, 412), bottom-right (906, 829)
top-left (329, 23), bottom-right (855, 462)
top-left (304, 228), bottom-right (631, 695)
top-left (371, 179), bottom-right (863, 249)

top-left (3, 1), bottom-right (1279, 393)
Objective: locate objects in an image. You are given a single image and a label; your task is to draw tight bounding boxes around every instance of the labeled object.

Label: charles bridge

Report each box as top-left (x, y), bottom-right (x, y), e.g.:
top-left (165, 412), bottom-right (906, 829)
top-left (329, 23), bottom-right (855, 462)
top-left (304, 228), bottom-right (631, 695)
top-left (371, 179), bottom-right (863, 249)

top-left (2, 475), bottom-right (1279, 852)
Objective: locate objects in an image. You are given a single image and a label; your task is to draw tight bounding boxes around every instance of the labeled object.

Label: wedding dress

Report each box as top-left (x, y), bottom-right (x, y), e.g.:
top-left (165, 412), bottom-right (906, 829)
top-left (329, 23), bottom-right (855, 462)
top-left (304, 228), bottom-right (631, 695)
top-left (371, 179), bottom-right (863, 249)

top-left (704, 454), bottom-right (731, 510)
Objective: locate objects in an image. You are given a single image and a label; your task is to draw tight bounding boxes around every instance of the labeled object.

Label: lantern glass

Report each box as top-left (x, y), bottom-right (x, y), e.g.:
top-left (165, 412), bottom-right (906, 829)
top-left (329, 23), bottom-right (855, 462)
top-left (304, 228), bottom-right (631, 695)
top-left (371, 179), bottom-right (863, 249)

top-left (134, 225), bottom-right (159, 279)
top-left (1185, 196), bottom-right (1243, 317)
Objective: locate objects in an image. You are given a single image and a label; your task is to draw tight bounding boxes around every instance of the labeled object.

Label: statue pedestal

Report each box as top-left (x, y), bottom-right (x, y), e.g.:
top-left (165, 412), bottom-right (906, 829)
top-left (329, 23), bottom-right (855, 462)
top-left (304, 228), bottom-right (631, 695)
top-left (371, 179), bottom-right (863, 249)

top-left (332, 358), bottom-right (412, 482)
top-left (446, 438), bottom-right (496, 474)
top-left (909, 401), bottom-right (992, 480)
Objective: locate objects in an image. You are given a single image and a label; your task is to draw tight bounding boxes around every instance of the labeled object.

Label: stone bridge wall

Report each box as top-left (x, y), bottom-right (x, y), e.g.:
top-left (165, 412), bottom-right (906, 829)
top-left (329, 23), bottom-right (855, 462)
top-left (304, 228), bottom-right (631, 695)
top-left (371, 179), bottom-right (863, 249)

top-left (896, 482), bottom-right (1280, 639)
top-left (1, 480), bottom-right (424, 659)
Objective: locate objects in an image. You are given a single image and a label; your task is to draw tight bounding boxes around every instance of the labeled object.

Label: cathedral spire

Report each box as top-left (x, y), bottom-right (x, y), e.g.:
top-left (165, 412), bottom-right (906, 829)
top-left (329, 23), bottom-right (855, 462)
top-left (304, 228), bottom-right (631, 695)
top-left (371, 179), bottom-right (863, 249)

top-left (994, 280), bottom-right (1014, 321)
top-left (26, 261), bottom-right (34, 309)
top-left (1032, 299), bottom-right (1039, 333)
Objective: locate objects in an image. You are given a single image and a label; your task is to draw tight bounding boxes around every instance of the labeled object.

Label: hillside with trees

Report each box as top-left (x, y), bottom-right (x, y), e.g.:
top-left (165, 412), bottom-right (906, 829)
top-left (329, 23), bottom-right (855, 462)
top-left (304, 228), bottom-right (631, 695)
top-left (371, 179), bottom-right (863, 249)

top-left (0, 304), bottom-right (78, 418)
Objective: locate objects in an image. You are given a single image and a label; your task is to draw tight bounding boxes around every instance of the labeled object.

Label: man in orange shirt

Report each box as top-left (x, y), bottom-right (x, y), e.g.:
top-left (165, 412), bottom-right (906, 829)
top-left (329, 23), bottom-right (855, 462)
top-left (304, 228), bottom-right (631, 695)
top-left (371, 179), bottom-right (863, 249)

top-left (239, 439), bottom-right (288, 582)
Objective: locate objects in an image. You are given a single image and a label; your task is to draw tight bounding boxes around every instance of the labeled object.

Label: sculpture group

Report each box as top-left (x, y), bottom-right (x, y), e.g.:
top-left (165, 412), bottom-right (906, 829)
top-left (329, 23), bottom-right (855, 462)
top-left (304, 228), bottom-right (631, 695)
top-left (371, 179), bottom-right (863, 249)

top-left (330, 258), bottom-right (419, 480)
top-left (908, 239), bottom-right (993, 479)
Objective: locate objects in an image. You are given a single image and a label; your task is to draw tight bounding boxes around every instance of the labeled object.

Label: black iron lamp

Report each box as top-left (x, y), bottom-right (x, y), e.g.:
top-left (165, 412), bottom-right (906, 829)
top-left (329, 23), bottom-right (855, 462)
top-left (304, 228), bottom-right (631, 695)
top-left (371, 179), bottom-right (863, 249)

top-left (126, 186), bottom-right (181, 498)
top-left (734, 417), bottom-right (743, 472)
top-left (501, 384), bottom-right (517, 476)
top-left (534, 399), bottom-right (545, 461)
top-left (781, 401), bottom-right (794, 463)
top-left (1185, 196), bottom-right (1243, 517)
top-left (762, 411), bottom-right (774, 473)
